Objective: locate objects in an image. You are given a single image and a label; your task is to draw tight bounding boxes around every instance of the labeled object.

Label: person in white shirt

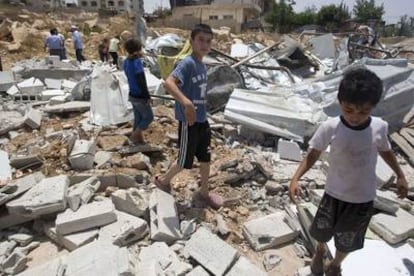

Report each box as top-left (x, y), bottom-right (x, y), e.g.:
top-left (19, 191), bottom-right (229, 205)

top-left (109, 35), bottom-right (120, 67)
top-left (289, 68), bottom-right (408, 276)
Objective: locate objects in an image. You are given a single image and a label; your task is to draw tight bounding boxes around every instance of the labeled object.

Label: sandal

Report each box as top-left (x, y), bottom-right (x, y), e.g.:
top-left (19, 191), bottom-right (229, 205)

top-left (310, 248), bottom-right (325, 275)
top-left (153, 176), bottom-right (171, 193)
top-left (200, 192), bottom-right (224, 209)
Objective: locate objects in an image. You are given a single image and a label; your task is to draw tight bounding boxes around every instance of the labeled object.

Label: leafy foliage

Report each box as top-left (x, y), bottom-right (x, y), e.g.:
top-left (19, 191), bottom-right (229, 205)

top-left (353, 0), bottom-right (384, 21)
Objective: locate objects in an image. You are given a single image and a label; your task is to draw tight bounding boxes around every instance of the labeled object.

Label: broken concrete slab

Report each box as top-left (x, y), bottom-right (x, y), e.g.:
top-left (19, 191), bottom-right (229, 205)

top-left (55, 199), bottom-right (116, 235)
top-left (243, 212), bottom-right (299, 251)
top-left (9, 154), bottom-right (43, 170)
top-left (370, 208), bottom-right (414, 244)
top-left (278, 139), bottom-right (302, 162)
top-left (376, 155), bottom-right (394, 188)
top-left (99, 210), bottom-right (148, 247)
top-left (41, 89), bottom-right (65, 101)
top-left (8, 233), bottom-right (33, 247)
top-left (68, 139), bottom-right (96, 170)
top-left (374, 190), bottom-right (400, 214)
top-left (0, 71), bottom-right (15, 92)
top-left (14, 241), bottom-right (40, 255)
top-left (49, 94), bottom-right (70, 105)
top-left (0, 172), bottom-right (45, 206)
top-left (6, 175), bottom-right (68, 217)
top-left (62, 79), bottom-right (77, 91)
top-left (16, 77), bottom-right (44, 95)
top-left (1, 251), bottom-right (27, 274)
top-left (44, 78), bottom-right (62, 89)
top-left (69, 172), bottom-right (139, 190)
top-left (66, 176), bottom-right (100, 211)
top-left (0, 240), bottom-right (17, 257)
top-left (139, 242), bottom-right (192, 275)
top-left (44, 221), bottom-right (98, 251)
top-left (135, 259), bottom-right (163, 276)
top-left (94, 151), bottom-right (112, 169)
top-left (0, 210), bottom-right (33, 230)
top-left (24, 108), bottom-right (42, 129)
top-left (186, 266), bottom-right (210, 276)
top-left (0, 150), bottom-right (11, 185)
top-left (64, 240), bottom-right (135, 276)
top-left (16, 256), bottom-right (64, 276)
top-left (309, 33), bottom-right (336, 59)
top-left (149, 189), bottom-right (181, 244)
top-left (226, 256), bottom-right (267, 276)
top-left (43, 101), bottom-right (90, 113)
top-left (111, 188), bottom-right (148, 217)
top-left (184, 227), bottom-right (239, 276)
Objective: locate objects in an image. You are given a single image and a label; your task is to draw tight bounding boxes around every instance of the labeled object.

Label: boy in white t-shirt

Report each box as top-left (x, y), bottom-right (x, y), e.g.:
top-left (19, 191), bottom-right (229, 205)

top-left (289, 68), bottom-right (408, 276)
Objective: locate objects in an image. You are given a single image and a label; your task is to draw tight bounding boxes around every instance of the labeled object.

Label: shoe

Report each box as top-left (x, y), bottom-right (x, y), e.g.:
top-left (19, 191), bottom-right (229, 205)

top-left (324, 261), bottom-right (342, 276)
top-left (153, 176), bottom-right (171, 193)
top-left (310, 248), bottom-right (325, 275)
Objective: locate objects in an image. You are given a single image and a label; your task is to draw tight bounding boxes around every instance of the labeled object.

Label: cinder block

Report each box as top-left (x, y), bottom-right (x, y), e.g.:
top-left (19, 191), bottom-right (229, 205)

top-left (111, 188), bottom-right (148, 217)
top-left (55, 199), bottom-right (116, 235)
top-left (277, 139), bottom-right (302, 161)
top-left (149, 189), bottom-right (181, 244)
top-left (243, 212), bottom-right (299, 251)
top-left (44, 78), bottom-right (62, 89)
top-left (17, 77), bottom-right (44, 95)
top-left (139, 242), bottom-right (192, 275)
top-left (41, 89), bottom-right (65, 101)
top-left (2, 251), bottom-right (27, 274)
top-left (6, 175), bottom-right (68, 217)
top-left (226, 256), bottom-right (267, 276)
top-left (0, 71), bottom-right (15, 92)
top-left (184, 227), bottom-right (239, 276)
top-left (68, 139), bottom-right (96, 170)
top-left (99, 210), bottom-right (148, 247)
top-left (67, 176), bottom-right (101, 211)
top-left (24, 108), bottom-right (42, 129)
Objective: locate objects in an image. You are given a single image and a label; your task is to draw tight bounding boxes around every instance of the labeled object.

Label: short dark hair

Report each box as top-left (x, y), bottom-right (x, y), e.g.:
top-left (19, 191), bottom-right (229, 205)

top-left (124, 38), bottom-right (142, 54)
top-left (190, 23), bottom-right (213, 39)
top-left (338, 68), bottom-right (383, 106)
top-left (50, 28), bottom-right (58, 35)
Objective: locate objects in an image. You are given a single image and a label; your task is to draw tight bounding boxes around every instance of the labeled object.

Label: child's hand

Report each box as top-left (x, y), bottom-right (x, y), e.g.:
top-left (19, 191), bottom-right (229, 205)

top-left (396, 176), bottom-right (408, 199)
top-left (184, 100), bottom-right (196, 126)
top-left (289, 179), bottom-right (301, 203)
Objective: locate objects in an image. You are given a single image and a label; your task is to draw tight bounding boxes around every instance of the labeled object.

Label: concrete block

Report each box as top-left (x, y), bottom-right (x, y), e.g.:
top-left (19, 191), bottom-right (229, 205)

top-left (44, 101), bottom-right (90, 114)
top-left (6, 175), bottom-right (68, 217)
top-left (16, 257), bottom-right (64, 276)
top-left (24, 108), bottom-right (42, 129)
top-left (226, 256), bottom-right (267, 276)
top-left (0, 172), bottom-right (45, 206)
top-left (67, 176), bottom-right (101, 211)
top-left (44, 221), bottom-right (98, 251)
top-left (62, 79), bottom-right (77, 92)
top-left (0, 240), bottom-right (17, 257)
top-left (64, 241), bottom-right (135, 276)
top-left (94, 151), bottom-right (112, 168)
top-left (56, 199), bottom-right (116, 235)
top-left (374, 190), bottom-right (400, 214)
top-left (49, 95), bottom-right (70, 105)
top-left (8, 233), bottom-right (33, 247)
top-left (0, 71), bottom-right (15, 92)
top-left (111, 188), bottom-right (148, 217)
top-left (376, 156), bottom-right (394, 188)
top-left (44, 78), bottom-right (62, 89)
top-left (14, 241), bottom-right (40, 255)
top-left (184, 227), bottom-right (238, 276)
top-left (243, 212), bottom-right (299, 251)
top-left (41, 89), bottom-right (65, 101)
top-left (139, 242), bottom-right (192, 275)
top-left (370, 208), bottom-right (414, 244)
top-left (186, 266), bottom-right (210, 276)
top-left (0, 150), bottom-right (11, 184)
top-left (9, 154), bottom-right (43, 170)
top-left (99, 210), bottom-right (148, 247)
top-left (0, 211), bottom-right (33, 230)
top-left (149, 189), bottom-right (181, 244)
top-left (6, 84), bottom-right (19, 96)
top-left (1, 251), bottom-right (27, 274)
top-left (68, 139), bottom-right (96, 170)
top-left (277, 139), bottom-right (302, 162)
top-left (17, 77), bottom-right (44, 95)
top-left (45, 55), bottom-right (60, 65)
top-left (136, 260), bottom-right (163, 276)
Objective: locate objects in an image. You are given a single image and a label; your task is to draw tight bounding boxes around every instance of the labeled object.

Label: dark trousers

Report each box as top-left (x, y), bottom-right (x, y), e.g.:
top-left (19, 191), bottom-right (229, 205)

top-left (109, 51), bottom-right (118, 67)
top-left (75, 49), bottom-right (86, 63)
top-left (49, 49), bottom-right (63, 60)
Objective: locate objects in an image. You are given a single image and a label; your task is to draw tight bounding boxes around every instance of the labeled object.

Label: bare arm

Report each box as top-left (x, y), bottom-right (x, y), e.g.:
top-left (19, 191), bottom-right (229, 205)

top-left (289, 148), bottom-right (322, 202)
top-left (164, 75), bottom-right (196, 125)
top-left (379, 150), bottom-right (408, 198)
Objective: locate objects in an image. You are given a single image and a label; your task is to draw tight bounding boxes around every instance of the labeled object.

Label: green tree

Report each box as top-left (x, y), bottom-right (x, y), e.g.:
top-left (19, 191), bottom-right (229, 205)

top-left (293, 6), bottom-right (317, 27)
top-left (397, 15), bottom-right (414, 37)
top-left (265, 0), bottom-right (296, 33)
top-left (353, 0), bottom-right (384, 21)
top-left (317, 2), bottom-right (350, 31)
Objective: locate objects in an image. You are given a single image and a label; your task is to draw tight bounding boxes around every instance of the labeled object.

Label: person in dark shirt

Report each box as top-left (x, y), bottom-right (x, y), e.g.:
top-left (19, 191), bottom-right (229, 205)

top-left (123, 38), bottom-right (153, 144)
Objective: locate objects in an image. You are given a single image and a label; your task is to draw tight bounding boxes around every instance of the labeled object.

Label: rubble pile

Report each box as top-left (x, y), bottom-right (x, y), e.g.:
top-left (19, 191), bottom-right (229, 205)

top-left (0, 10), bottom-right (413, 276)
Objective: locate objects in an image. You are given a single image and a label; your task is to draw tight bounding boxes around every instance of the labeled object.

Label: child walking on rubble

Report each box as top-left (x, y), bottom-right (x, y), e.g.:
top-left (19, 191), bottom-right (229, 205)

top-left (153, 23), bottom-right (224, 209)
top-left (123, 38), bottom-right (153, 145)
top-left (289, 68), bottom-right (408, 276)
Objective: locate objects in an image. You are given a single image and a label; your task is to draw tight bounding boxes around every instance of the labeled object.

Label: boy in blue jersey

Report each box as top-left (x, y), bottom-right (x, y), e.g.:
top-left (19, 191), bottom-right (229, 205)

top-left (123, 38), bottom-right (154, 144)
top-left (154, 24), bottom-right (223, 209)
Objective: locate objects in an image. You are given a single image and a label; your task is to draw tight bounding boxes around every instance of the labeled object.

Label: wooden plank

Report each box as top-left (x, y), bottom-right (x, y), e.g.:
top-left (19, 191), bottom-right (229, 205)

top-left (400, 128), bottom-right (414, 147)
top-left (403, 109), bottom-right (414, 125)
top-left (405, 127), bottom-right (414, 138)
top-left (390, 132), bottom-right (414, 166)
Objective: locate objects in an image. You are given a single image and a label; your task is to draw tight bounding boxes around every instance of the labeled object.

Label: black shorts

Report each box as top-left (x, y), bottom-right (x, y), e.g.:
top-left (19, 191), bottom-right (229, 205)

top-left (310, 193), bottom-right (374, 253)
top-left (177, 121), bottom-right (211, 169)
